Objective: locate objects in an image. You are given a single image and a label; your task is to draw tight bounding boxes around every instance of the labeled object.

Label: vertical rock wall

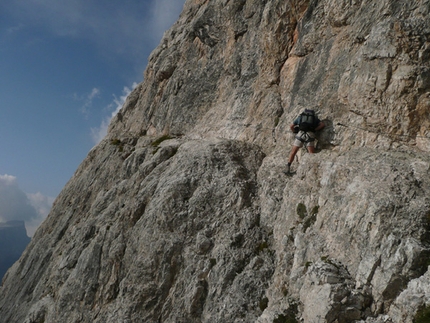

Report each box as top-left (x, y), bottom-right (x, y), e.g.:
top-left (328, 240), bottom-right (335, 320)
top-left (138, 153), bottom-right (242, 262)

top-left (1, 0), bottom-right (430, 322)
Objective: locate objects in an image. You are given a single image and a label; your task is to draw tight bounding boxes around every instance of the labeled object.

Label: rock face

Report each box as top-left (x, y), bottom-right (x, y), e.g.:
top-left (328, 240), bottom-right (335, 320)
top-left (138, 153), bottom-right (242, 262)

top-left (0, 221), bottom-right (30, 280)
top-left (1, 0), bottom-right (430, 322)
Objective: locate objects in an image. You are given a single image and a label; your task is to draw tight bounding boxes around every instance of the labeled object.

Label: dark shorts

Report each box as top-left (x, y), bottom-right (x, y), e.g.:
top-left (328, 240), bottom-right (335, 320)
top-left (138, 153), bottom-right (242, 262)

top-left (293, 131), bottom-right (316, 147)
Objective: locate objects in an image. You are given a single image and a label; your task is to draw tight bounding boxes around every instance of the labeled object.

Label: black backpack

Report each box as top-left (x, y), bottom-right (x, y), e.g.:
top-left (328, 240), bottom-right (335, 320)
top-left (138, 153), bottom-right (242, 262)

top-left (298, 109), bottom-right (317, 132)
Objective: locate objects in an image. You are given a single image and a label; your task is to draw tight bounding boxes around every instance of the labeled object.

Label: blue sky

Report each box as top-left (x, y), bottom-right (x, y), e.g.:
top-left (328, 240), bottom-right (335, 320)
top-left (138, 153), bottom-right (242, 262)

top-left (0, 0), bottom-right (185, 235)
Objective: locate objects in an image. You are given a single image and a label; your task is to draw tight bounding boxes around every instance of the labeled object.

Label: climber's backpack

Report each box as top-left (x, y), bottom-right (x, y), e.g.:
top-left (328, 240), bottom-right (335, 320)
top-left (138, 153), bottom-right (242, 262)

top-left (298, 109), bottom-right (317, 132)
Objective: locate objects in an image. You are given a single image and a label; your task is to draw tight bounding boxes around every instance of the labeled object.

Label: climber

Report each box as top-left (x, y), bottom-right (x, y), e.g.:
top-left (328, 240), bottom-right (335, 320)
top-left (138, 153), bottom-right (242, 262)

top-left (284, 109), bottom-right (325, 174)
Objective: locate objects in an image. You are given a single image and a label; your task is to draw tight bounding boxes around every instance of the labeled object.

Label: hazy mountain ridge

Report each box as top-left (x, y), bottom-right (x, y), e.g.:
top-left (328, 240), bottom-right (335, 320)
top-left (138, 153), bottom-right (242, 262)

top-left (1, 0), bottom-right (430, 322)
top-left (0, 221), bottom-right (30, 280)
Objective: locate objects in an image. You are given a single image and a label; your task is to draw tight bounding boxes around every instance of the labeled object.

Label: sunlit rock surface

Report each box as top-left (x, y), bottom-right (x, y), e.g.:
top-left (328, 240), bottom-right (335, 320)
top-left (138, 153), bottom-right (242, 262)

top-left (1, 0), bottom-right (430, 322)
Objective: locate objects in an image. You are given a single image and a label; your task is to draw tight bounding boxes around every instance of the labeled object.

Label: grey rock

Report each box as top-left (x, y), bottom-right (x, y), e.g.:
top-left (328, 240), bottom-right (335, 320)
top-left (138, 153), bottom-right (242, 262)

top-left (1, 0), bottom-right (430, 322)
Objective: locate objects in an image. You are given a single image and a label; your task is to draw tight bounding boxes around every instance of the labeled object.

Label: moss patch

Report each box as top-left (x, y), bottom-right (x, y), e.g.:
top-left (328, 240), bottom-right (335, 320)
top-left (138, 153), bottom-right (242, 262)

top-left (110, 138), bottom-right (124, 152)
top-left (273, 313), bottom-right (298, 323)
top-left (311, 205), bottom-right (319, 216)
top-left (257, 241), bottom-right (269, 253)
top-left (151, 135), bottom-right (172, 147)
top-left (296, 203), bottom-right (307, 219)
top-left (305, 261), bottom-right (313, 268)
top-left (259, 296), bottom-right (269, 311)
top-left (414, 304), bottom-right (430, 323)
top-left (303, 213), bottom-right (317, 230)
top-left (321, 256), bottom-right (341, 269)
top-left (297, 204), bottom-right (319, 231)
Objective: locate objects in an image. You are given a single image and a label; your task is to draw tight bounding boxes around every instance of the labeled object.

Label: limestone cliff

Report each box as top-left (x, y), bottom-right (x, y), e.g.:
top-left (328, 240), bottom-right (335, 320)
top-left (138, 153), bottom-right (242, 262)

top-left (1, 0), bottom-right (430, 322)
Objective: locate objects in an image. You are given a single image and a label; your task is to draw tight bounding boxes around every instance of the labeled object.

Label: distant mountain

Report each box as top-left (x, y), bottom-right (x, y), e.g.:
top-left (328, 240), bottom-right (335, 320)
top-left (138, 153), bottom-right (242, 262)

top-left (0, 221), bottom-right (30, 280)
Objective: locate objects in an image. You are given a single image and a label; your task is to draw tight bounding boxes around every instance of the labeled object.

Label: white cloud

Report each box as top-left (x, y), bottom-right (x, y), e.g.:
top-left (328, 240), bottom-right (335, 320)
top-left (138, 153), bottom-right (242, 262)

top-left (0, 174), bottom-right (16, 185)
top-left (77, 87), bottom-right (101, 118)
top-left (91, 83), bottom-right (138, 144)
top-left (6, 23), bottom-right (25, 35)
top-left (27, 192), bottom-right (54, 237)
top-left (0, 174), bottom-right (37, 222)
top-left (88, 88), bottom-right (100, 100)
top-left (0, 174), bottom-right (53, 237)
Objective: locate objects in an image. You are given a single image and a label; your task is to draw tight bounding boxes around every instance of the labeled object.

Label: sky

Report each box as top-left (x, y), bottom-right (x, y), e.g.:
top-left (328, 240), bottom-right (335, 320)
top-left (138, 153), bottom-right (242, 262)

top-left (0, 0), bottom-right (186, 236)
